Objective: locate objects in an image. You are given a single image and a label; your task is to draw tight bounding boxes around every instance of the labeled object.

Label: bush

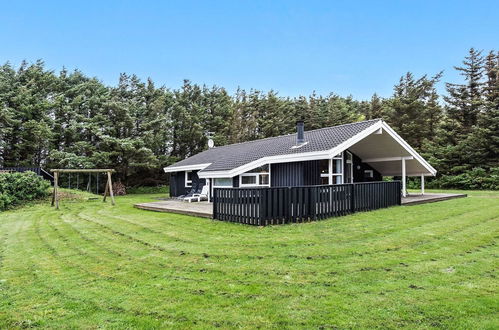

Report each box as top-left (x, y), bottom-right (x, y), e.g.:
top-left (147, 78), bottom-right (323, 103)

top-left (127, 185), bottom-right (169, 194)
top-left (0, 171), bottom-right (51, 211)
top-left (407, 167), bottom-right (499, 190)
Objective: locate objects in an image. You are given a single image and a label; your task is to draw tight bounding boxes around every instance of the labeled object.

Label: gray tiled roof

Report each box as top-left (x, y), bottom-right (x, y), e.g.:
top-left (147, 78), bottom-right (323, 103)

top-left (166, 119), bottom-right (381, 173)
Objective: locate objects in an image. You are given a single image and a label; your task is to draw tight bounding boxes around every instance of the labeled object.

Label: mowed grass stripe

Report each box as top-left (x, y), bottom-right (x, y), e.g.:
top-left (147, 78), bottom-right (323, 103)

top-left (0, 190), bottom-right (498, 328)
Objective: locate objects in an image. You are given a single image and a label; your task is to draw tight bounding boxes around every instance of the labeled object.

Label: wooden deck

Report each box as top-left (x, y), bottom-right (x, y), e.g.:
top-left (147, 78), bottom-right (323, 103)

top-left (402, 193), bottom-right (467, 206)
top-left (135, 193), bottom-right (467, 219)
top-left (134, 200), bottom-right (213, 218)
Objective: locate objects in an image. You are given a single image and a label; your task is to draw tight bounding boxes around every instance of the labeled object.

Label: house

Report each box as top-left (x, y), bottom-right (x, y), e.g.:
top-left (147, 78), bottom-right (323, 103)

top-left (164, 119), bottom-right (436, 200)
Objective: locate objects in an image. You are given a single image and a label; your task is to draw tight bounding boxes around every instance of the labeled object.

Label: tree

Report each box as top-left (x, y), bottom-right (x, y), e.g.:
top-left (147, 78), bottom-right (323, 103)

top-left (385, 72), bottom-right (443, 150)
top-left (445, 48), bottom-right (485, 134)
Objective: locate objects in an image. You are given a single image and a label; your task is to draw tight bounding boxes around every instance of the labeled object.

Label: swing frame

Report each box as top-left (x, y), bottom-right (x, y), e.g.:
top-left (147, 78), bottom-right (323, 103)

top-left (50, 169), bottom-right (116, 209)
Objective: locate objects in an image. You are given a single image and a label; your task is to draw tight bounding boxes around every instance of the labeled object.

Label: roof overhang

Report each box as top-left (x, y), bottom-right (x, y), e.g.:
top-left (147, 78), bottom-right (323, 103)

top-left (197, 121), bottom-right (436, 179)
top-left (163, 163), bottom-right (211, 173)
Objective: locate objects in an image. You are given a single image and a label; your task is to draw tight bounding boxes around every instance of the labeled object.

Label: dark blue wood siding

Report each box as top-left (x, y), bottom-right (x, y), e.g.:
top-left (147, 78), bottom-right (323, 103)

top-left (271, 160), bottom-right (320, 187)
top-left (349, 151), bottom-right (382, 182)
top-left (169, 170), bottom-right (205, 197)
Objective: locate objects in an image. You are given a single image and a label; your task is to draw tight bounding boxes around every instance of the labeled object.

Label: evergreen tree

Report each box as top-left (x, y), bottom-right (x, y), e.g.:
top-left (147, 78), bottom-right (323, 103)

top-left (386, 72), bottom-right (443, 150)
top-left (445, 48), bottom-right (485, 135)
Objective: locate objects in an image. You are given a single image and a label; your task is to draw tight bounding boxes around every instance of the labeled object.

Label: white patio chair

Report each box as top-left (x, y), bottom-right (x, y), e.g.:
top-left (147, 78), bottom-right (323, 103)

top-left (184, 185), bottom-right (209, 203)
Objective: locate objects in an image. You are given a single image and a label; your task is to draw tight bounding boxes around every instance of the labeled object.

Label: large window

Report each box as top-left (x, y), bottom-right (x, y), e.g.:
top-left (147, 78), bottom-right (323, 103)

top-left (319, 153), bottom-right (343, 185)
top-left (213, 178), bottom-right (232, 187)
top-left (185, 171), bottom-right (194, 187)
top-left (240, 164), bottom-right (270, 187)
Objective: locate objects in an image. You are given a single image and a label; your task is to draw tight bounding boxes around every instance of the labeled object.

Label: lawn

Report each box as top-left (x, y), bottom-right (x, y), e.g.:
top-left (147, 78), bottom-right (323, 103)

top-left (0, 190), bottom-right (497, 329)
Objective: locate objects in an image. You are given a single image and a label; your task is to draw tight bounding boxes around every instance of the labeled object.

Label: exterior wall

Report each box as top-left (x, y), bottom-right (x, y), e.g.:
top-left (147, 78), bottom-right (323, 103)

top-left (169, 170), bottom-right (205, 197)
top-left (269, 151), bottom-right (381, 188)
top-left (169, 171), bottom-right (184, 197)
top-left (349, 151), bottom-right (382, 182)
top-left (271, 160), bottom-right (320, 187)
top-left (171, 150), bottom-right (382, 196)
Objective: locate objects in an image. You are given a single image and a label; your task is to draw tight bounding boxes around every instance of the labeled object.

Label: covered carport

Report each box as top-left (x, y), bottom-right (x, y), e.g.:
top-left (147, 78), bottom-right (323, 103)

top-left (348, 123), bottom-right (436, 197)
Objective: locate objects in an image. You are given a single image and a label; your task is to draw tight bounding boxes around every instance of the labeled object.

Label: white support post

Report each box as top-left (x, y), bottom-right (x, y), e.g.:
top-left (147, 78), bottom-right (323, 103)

top-left (328, 158), bottom-right (333, 185)
top-left (402, 158), bottom-right (407, 197)
top-left (206, 178), bottom-right (211, 201)
top-left (421, 174), bottom-right (425, 195)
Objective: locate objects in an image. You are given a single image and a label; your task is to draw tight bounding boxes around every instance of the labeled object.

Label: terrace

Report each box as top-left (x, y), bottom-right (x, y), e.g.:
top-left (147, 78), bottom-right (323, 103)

top-left (135, 183), bottom-right (467, 225)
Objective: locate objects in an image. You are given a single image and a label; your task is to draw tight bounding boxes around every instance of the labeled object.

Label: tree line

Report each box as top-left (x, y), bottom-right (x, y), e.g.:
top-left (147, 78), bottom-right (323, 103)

top-left (0, 48), bottom-right (497, 188)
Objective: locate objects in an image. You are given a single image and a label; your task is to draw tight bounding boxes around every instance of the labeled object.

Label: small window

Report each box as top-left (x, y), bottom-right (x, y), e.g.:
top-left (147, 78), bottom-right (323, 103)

top-left (185, 171), bottom-right (194, 187)
top-left (259, 174), bottom-right (269, 185)
top-left (241, 175), bottom-right (257, 185)
top-left (213, 178), bottom-right (232, 187)
top-left (240, 164), bottom-right (270, 186)
top-left (319, 159), bottom-right (329, 175)
top-left (319, 152), bottom-right (344, 185)
top-left (364, 170), bottom-right (374, 179)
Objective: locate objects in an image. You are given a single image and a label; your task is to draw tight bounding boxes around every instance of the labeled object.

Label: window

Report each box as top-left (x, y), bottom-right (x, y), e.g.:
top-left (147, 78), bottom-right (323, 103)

top-left (364, 170), bottom-right (374, 180)
top-left (240, 164), bottom-right (270, 187)
top-left (241, 175), bottom-right (257, 185)
top-left (345, 151), bottom-right (353, 184)
top-left (213, 178), bottom-right (232, 187)
top-left (319, 153), bottom-right (344, 185)
top-left (185, 171), bottom-right (194, 187)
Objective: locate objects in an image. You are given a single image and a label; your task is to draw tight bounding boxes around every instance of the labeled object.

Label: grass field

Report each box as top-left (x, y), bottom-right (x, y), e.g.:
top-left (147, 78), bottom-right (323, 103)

top-left (0, 190), bottom-right (498, 329)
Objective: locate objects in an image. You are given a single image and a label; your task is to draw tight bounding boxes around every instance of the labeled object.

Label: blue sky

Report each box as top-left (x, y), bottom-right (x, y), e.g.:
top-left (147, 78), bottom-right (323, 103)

top-left (1, 0), bottom-right (497, 100)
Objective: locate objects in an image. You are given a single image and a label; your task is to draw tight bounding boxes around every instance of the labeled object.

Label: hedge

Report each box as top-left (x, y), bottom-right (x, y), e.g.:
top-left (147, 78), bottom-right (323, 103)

top-left (0, 171), bottom-right (50, 211)
top-left (407, 167), bottom-right (499, 190)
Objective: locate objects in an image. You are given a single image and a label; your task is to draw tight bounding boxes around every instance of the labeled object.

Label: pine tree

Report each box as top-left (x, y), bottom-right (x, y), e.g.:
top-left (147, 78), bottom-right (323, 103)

top-left (445, 48), bottom-right (485, 135)
top-left (386, 72), bottom-right (443, 150)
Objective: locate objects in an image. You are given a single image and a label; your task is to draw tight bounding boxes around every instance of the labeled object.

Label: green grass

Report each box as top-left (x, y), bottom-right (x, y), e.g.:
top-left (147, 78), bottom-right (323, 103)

top-left (0, 190), bottom-right (497, 329)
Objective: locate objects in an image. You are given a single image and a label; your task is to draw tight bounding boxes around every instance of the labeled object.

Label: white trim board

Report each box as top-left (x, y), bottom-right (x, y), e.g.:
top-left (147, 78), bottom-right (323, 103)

top-left (163, 163), bottom-right (211, 173)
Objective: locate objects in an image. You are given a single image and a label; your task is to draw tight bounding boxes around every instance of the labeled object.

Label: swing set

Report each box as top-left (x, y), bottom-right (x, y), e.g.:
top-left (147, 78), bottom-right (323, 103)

top-left (50, 169), bottom-right (116, 209)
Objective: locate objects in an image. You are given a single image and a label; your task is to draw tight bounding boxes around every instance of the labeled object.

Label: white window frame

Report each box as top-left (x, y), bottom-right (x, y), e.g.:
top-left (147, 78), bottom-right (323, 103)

top-left (239, 165), bottom-right (271, 187)
top-left (212, 177), bottom-right (233, 188)
top-left (185, 171), bottom-right (193, 188)
top-left (364, 170), bottom-right (374, 179)
top-left (320, 152), bottom-right (344, 185)
top-left (345, 150), bottom-right (354, 184)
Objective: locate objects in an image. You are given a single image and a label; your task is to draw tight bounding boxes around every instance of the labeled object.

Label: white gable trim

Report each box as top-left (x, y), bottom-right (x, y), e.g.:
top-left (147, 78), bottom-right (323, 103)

top-left (198, 120), bottom-right (436, 178)
top-left (379, 121), bottom-right (437, 176)
top-left (163, 163), bottom-right (211, 173)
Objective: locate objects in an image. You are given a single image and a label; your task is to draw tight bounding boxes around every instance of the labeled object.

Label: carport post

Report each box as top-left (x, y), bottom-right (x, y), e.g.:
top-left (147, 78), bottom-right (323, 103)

top-left (421, 174), bottom-right (425, 195)
top-left (402, 158), bottom-right (407, 197)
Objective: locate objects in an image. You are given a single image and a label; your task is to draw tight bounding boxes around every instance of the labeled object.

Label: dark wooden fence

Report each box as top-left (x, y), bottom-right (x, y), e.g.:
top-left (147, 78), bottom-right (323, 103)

top-left (213, 181), bottom-right (401, 226)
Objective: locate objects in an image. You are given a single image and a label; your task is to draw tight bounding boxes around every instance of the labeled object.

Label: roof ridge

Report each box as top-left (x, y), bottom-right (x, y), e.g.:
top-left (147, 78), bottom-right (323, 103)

top-left (209, 118), bottom-right (381, 150)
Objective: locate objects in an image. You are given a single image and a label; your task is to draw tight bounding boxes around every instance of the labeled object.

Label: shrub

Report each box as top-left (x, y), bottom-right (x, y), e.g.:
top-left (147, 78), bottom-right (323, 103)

top-left (0, 171), bottom-right (51, 211)
top-left (407, 167), bottom-right (499, 190)
top-left (127, 185), bottom-right (169, 194)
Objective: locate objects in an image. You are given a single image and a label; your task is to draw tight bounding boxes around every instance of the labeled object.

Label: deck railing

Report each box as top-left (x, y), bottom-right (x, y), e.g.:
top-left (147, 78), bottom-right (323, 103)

top-left (213, 181), bottom-right (401, 226)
